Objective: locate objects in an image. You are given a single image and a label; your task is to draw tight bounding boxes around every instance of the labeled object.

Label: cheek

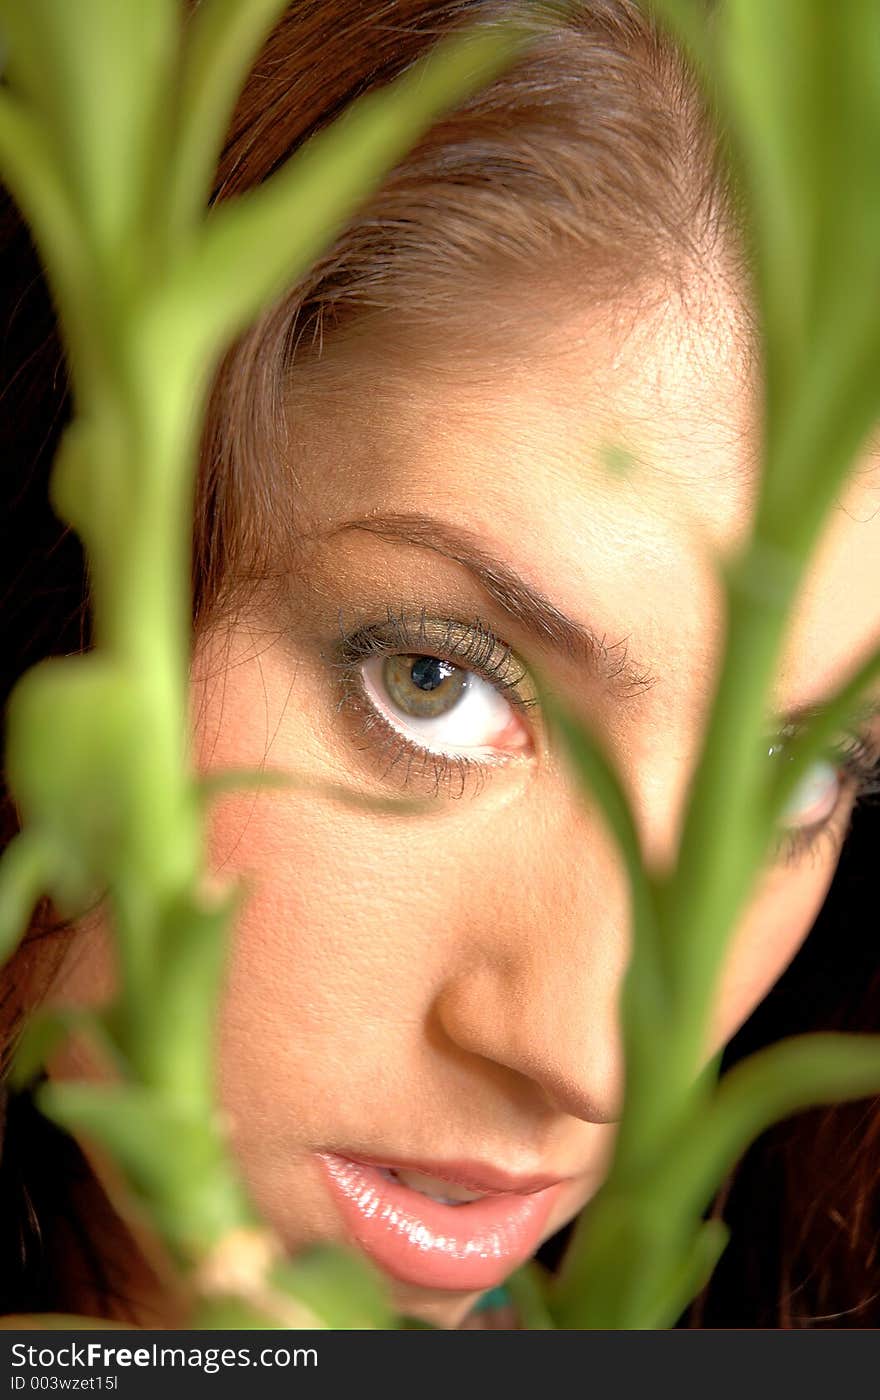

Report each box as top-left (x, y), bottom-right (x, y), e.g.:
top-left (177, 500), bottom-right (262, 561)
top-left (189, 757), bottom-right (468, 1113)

top-left (203, 784), bottom-right (471, 1155)
top-left (705, 853), bottom-right (841, 1058)
top-left (208, 795), bottom-right (406, 1126)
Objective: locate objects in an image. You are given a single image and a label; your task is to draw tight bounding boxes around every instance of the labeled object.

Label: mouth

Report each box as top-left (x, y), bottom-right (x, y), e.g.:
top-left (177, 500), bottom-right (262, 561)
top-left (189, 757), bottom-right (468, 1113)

top-left (315, 1150), bottom-right (569, 1292)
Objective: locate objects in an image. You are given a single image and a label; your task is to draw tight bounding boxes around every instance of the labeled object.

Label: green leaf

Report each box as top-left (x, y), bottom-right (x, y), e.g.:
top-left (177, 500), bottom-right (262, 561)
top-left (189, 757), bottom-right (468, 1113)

top-left (34, 1080), bottom-right (255, 1256)
top-left (269, 1244), bottom-right (395, 1330)
top-left (505, 1261), bottom-right (557, 1329)
top-left (8, 1005), bottom-right (124, 1092)
top-left (644, 0), bottom-right (716, 73)
top-left (5, 654), bottom-right (201, 904)
top-left (715, 1), bottom-right (880, 520)
top-left (0, 0), bottom-right (178, 260)
top-left (167, 0), bottom-right (293, 242)
top-left (645, 1218), bottom-right (730, 1330)
top-left (662, 1033), bottom-right (880, 1213)
top-left (532, 667), bottom-right (675, 1164)
top-left (0, 830), bottom-right (57, 967)
top-left (189, 1296), bottom-right (313, 1330)
top-left (0, 91), bottom-right (96, 383)
top-left (50, 418), bottom-right (127, 555)
top-left (599, 441), bottom-right (638, 479)
top-left (533, 673), bottom-right (656, 930)
top-left (5, 657), bottom-right (142, 878)
top-left (551, 1190), bottom-right (653, 1329)
top-left (144, 885), bottom-right (242, 1105)
top-left (196, 766), bottom-right (439, 817)
top-left (651, 588), bottom-right (789, 1088)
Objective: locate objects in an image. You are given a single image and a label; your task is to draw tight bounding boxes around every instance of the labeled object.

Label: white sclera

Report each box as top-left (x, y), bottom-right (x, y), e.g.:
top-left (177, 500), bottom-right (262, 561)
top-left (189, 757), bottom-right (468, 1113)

top-left (361, 655), bottom-right (516, 757)
top-left (779, 757), bottom-right (840, 827)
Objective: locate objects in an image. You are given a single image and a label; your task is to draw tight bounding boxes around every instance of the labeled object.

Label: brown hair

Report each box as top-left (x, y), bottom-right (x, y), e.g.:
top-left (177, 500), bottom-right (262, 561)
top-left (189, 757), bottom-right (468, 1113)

top-left (1, 0), bottom-right (879, 1326)
top-left (191, 0), bottom-right (739, 635)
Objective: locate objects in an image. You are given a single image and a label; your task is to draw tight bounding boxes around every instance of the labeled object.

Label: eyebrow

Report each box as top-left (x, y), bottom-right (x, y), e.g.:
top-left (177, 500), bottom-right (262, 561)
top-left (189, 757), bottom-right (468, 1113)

top-left (317, 510), bottom-right (659, 698)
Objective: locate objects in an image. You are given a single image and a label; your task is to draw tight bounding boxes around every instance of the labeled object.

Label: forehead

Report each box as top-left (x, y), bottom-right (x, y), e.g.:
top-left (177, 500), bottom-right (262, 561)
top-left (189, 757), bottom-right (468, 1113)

top-left (286, 284), bottom-right (880, 719)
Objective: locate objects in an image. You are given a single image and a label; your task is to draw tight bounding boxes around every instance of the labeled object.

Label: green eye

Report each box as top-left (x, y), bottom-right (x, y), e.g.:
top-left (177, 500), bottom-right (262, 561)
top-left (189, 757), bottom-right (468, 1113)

top-left (383, 655), bottom-right (467, 719)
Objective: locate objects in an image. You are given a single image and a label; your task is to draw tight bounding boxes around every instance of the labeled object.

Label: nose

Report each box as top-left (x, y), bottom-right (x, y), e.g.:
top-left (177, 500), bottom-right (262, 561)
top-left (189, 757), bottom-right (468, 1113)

top-left (432, 799), bottom-right (629, 1126)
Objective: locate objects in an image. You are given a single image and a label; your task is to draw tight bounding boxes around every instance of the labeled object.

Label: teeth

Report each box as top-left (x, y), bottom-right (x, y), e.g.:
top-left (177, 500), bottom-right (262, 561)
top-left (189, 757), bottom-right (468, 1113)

top-left (384, 1167), bottom-right (484, 1205)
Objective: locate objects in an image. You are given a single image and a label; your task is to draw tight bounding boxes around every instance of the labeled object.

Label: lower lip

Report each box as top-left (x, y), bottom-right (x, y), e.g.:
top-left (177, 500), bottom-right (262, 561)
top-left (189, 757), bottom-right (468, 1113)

top-left (316, 1152), bottom-right (566, 1291)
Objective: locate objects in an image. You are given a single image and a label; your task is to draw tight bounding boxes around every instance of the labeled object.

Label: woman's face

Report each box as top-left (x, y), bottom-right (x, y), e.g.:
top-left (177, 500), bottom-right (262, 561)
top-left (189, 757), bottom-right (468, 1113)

top-left (49, 280), bottom-right (880, 1329)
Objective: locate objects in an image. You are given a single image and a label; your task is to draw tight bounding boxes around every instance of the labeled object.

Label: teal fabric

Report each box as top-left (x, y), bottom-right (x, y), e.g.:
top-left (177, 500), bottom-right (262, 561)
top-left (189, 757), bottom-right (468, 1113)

top-left (472, 1285), bottom-right (512, 1313)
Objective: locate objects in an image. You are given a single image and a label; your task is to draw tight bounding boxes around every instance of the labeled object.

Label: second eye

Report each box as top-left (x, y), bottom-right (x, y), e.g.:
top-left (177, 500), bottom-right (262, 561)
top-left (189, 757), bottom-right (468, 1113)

top-left (360, 653), bottom-right (532, 759)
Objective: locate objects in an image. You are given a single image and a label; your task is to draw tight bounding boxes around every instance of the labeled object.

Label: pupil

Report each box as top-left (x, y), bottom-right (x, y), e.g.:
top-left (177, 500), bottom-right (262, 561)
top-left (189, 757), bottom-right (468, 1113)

top-left (382, 653), bottom-right (466, 718)
top-left (410, 657), bottom-right (450, 691)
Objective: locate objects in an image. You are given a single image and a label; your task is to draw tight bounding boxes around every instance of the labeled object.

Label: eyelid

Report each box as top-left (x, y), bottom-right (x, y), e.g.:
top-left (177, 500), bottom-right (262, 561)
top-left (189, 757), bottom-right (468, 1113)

top-left (771, 698), bottom-right (880, 751)
top-left (327, 605), bottom-right (537, 797)
top-left (768, 713), bottom-right (880, 783)
top-left (329, 604), bottom-right (539, 713)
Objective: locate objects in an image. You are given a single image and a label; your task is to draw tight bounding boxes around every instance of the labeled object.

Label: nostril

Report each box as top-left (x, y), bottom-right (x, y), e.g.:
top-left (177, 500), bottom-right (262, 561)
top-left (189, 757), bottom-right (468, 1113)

top-left (433, 969), bottom-right (624, 1126)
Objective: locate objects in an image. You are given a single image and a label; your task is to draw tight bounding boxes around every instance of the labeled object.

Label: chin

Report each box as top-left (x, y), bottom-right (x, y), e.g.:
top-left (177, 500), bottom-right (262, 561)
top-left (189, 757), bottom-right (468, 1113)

top-left (386, 1281), bottom-right (484, 1330)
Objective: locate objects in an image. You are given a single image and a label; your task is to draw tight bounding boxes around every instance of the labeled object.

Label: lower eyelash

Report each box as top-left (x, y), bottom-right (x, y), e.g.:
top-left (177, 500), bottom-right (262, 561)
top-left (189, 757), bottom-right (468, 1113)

top-left (338, 675), bottom-right (493, 799)
top-left (775, 815), bottom-right (851, 869)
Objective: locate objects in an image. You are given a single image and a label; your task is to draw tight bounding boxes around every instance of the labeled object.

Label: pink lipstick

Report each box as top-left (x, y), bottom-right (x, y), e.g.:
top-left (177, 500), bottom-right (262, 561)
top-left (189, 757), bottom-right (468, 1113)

top-left (316, 1151), bottom-right (567, 1291)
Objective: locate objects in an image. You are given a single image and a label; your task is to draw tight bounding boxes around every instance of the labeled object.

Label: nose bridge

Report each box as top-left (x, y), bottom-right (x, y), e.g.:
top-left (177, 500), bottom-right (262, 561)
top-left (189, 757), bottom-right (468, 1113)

top-left (433, 802), bottom-right (630, 1125)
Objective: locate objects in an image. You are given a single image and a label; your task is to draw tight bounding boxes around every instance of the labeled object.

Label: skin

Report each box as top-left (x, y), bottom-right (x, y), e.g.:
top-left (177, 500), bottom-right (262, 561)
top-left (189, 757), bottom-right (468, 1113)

top-left (44, 272), bottom-right (880, 1329)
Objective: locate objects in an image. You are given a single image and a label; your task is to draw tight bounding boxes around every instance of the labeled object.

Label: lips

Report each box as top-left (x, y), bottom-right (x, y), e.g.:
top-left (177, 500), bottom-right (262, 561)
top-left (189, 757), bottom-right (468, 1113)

top-left (316, 1150), bottom-right (569, 1291)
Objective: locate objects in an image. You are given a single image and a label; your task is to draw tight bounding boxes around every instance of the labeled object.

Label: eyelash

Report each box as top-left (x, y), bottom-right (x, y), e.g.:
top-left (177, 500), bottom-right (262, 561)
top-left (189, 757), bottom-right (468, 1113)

top-left (329, 605), bottom-right (536, 798)
top-left (329, 605), bottom-right (880, 859)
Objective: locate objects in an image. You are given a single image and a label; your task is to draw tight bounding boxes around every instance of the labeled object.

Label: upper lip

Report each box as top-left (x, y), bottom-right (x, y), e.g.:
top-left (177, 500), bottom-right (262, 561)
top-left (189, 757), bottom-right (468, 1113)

top-left (333, 1150), bottom-right (572, 1197)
